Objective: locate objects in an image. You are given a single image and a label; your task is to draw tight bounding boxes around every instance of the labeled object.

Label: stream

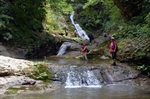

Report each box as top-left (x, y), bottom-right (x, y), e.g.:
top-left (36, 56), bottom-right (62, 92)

top-left (2, 85), bottom-right (150, 99)
top-left (1, 58), bottom-right (150, 99)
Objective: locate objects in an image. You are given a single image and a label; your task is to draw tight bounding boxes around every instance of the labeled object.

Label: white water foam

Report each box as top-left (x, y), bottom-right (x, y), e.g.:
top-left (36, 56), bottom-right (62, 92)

top-left (57, 42), bottom-right (71, 56)
top-left (65, 85), bottom-right (102, 88)
top-left (65, 70), bottom-right (102, 88)
top-left (70, 12), bottom-right (89, 40)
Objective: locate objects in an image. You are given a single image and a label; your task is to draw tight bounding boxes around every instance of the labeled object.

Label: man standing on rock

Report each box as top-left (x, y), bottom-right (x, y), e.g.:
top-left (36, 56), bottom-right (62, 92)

top-left (110, 37), bottom-right (117, 66)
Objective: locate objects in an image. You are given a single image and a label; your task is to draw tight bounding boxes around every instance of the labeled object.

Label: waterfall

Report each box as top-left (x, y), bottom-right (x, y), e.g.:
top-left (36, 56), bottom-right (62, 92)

top-left (57, 42), bottom-right (71, 56)
top-left (70, 12), bottom-right (89, 40)
top-left (70, 12), bottom-right (75, 25)
top-left (65, 66), bottom-right (102, 88)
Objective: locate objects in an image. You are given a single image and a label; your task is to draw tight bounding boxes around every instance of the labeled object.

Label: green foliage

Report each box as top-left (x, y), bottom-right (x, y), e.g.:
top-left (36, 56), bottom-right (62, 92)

top-left (45, 0), bottom-right (73, 32)
top-left (145, 12), bottom-right (150, 26)
top-left (139, 52), bottom-right (146, 59)
top-left (71, 0), bottom-right (124, 34)
top-left (0, 0), bottom-right (73, 48)
top-left (0, 0), bottom-right (46, 46)
top-left (112, 0), bottom-right (150, 40)
top-left (74, 1), bottom-right (106, 33)
top-left (137, 65), bottom-right (150, 77)
top-left (74, 0), bottom-right (150, 39)
top-left (0, 0), bottom-right (13, 41)
top-left (28, 63), bottom-right (53, 82)
top-left (114, 24), bottom-right (150, 40)
top-left (9, 0), bottom-right (46, 46)
top-left (3, 32), bottom-right (13, 41)
top-left (71, 37), bottom-right (83, 42)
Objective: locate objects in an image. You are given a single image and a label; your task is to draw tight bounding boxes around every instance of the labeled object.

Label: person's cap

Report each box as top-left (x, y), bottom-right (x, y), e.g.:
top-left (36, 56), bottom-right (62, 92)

top-left (111, 37), bottom-right (114, 39)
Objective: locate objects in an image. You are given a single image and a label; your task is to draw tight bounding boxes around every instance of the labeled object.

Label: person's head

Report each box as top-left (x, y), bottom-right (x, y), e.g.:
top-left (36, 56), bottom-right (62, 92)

top-left (111, 37), bottom-right (115, 41)
top-left (82, 43), bottom-right (86, 46)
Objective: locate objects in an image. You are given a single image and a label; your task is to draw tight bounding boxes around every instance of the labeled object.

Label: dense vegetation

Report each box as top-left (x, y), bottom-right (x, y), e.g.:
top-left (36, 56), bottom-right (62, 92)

top-left (0, 0), bottom-right (72, 47)
top-left (0, 0), bottom-right (150, 76)
top-left (1, 0), bottom-right (149, 45)
top-left (72, 0), bottom-right (150, 38)
top-left (0, 0), bottom-right (45, 46)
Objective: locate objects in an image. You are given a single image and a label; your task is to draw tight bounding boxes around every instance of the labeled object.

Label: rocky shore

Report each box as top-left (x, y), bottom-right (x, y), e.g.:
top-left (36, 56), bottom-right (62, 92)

top-left (0, 56), bottom-right (57, 95)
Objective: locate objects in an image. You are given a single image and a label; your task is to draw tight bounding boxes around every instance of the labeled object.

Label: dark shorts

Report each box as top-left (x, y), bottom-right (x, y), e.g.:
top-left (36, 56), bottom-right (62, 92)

top-left (111, 52), bottom-right (116, 59)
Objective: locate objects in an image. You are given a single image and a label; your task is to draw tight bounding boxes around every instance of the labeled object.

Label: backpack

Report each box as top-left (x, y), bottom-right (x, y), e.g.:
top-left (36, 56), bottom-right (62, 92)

top-left (116, 44), bottom-right (119, 52)
top-left (86, 48), bottom-right (90, 53)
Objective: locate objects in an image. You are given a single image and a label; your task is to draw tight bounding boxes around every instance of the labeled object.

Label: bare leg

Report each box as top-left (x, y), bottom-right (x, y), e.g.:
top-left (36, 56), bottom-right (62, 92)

top-left (84, 53), bottom-right (88, 60)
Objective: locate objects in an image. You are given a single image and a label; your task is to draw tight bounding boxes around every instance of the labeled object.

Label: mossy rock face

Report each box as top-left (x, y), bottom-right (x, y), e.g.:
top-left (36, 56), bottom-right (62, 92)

top-left (89, 38), bottom-right (150, 65)
top-left (25, 36), bottom-right (63, 59)
top-left (87, 47), bottom-right (110, 59)
top-left (89, 48), bottom-right (105, 55)
top-left (5, 86), bottom-right (42, 95)
top-left (5, 87), bottom-right (19, 95)
top-left (117, 39), bottom-right (150, 65)
top-left (24, 63), bottom-right (53, 82)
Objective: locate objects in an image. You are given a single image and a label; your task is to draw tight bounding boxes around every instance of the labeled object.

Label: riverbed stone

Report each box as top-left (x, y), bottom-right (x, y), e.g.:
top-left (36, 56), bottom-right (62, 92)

top-left (48, 62), bottom-right (150, 86)
top-left (0, 56), bottom-right (57, 95)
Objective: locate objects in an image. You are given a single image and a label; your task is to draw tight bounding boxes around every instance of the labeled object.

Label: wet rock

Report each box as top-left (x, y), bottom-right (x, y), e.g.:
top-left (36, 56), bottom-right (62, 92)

top-left (0, 69), bottom-right (11, 76)
top-left (49, 63), bottom-right (150, 86)
top-left (25, 36), bottom-right (63, 58)
top-left (117, 39), bottom-right (150, 65)
top-left (22, 81), bottom-right (36, 85)
top-left (0, 44), bottom-right (26, 59)
top-left (106, 64), bottom-right (140, 82)
top-left (0, 56), bottom-right (38, 95)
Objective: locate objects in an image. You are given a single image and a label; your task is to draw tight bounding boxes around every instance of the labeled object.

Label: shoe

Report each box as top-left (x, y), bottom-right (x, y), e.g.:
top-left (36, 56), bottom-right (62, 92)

top-left (111, 63), bottom-right (116, 66)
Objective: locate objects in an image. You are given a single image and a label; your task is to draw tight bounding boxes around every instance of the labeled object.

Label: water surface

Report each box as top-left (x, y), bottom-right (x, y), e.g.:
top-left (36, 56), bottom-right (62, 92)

top-left (2, 85), bottom-right (150, 99)
top-left (3, 58), bottom-right (149, 99)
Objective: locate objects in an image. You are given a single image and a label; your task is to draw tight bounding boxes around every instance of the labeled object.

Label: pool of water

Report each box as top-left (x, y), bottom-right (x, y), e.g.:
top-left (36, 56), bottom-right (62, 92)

top-left (2, 58), bottom-right (149, 99)
top-left (32, 57), bottom-right (113, 66)
top-left (2, 84), bottom-right (150, 99)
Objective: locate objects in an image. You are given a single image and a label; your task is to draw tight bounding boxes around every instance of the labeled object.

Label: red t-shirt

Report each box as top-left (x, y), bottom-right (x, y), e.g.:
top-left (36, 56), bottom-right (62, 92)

top-left (82, 45), bottom-right (87, 53)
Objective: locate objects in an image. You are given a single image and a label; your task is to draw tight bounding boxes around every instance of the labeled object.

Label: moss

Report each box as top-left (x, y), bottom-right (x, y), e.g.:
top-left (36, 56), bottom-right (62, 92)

top-left (5, 86), bottom-right (42, 95)
top-left (21, 86), bottom-right (41, 91)
top-left (117, 40), bottom-right (126, 49)
top-left (4, 88), bottom-right (19, 95)
top-left (24, 62), bottom-right (53, 82)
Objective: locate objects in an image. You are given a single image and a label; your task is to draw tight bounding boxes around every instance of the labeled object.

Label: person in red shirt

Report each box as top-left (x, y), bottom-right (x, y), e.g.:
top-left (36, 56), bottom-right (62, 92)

top-left (81, 43), bottom-right (88, 60)
top-left (110, 37), bottom-right (117, 66)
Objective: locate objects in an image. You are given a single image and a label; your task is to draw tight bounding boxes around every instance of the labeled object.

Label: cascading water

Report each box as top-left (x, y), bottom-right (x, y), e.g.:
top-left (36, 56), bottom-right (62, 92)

top-left (70, 12), bottom-right (89, 40)
top-left (70, 12), bottom-right (75, 25)
top-left (57, 42), bottom-right (71, 56)
top-left (64, 66), bottom-right (102, 88)
top-left (57, 12), bottom-right (90, 56)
